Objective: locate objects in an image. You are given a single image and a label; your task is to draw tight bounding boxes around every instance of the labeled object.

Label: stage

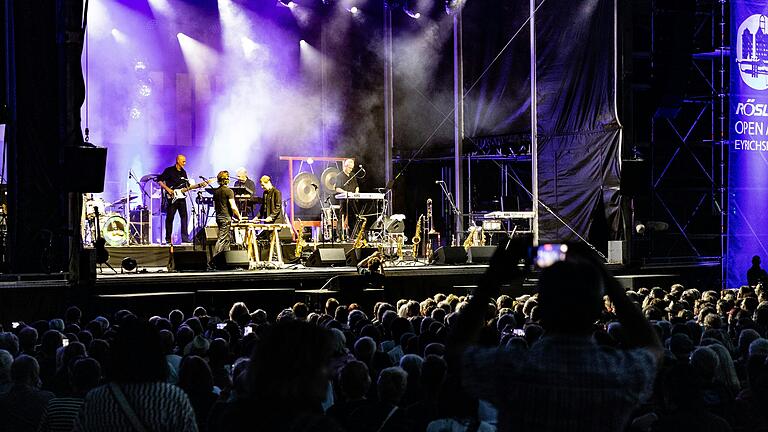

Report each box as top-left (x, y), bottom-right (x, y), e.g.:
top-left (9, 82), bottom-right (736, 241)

top-left (0, 241), bottom-right (720, 324)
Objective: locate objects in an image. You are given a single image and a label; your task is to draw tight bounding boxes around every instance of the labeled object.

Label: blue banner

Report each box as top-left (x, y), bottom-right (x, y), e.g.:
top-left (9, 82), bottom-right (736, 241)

top-left (728, 1), bottom-right (768, 287)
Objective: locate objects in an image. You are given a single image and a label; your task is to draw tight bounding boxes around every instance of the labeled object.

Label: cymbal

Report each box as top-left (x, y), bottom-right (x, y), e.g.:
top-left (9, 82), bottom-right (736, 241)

top-left (111, 194), bottom-right (138, 206)
top-left (293, 171), bottom-right (320, 209)
top-left (320, 167), bottom-right (340, 194)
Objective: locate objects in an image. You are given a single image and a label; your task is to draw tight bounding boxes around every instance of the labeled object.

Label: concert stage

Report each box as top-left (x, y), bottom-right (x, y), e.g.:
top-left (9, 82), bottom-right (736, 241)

top-left (0, 243), bottom-right (720, 325)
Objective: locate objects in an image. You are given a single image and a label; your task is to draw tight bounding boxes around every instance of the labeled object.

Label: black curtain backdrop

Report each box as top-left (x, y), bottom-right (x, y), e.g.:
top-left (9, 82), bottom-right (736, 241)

top-left (535, 0), bottom-right (622, 243)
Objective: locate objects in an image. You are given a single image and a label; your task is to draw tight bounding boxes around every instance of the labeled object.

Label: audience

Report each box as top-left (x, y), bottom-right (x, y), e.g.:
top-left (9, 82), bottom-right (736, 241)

top-left (5, 245), bottom-right (768, 431)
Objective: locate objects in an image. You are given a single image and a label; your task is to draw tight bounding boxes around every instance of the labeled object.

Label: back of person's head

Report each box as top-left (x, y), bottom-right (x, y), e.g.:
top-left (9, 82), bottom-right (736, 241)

top-left (248, 320), bottom-right (335, 409)
top-left (229, 302), bottom-right (251, 326)
top-left (399, 354), bottom-right (423, 381)
top-left (664, 363), bottom-right (705, 409)
top-left (0, 349), bottom-right (12, 383)
top-left (158, 329), bottom-right (175, 355)
top-left (175, 325), bottom-right (194, 352)
top-left (11, 355), bottom-right (40, 387)
top-left (292, 302), bottom-right (309, 321)
top-left (377, 367), bottom-right (408, 406)
top-left (40, 329), bottom-right (63, 356)
top-left (354, 336), bottom-right (376, 362)
top-left (326, 298), bottom-right (339, 316)
top-left (690, 346), bottom-right (719, 382)
top-left (334, 305), bottom-right (349, 324)
top-left (208, 338), bottom-right (230, 366)
top-left (339, 360), bottom-right (371, 400)
top-left (390, 317), bottom-right (413, 345)
top-left (420, 355), bottom-right (447, 394)
top-left (178, 355), bottom-right (213, 395)
top-left (65, 306), bottom-right (83, 324)
top-left (740, 329), bottom-right (761, 358)
top-left (537, 257), bottom-right (604, 334)
top-left (169, 309), bottom-right (184, 328)
top-left (18, 326), bottom-right (38, 353)
top-left (110, 319), bottom-right (167, 383)
top-left (0, 332), bottom-right (19, 356)
top-left (71, 357), bottom-right (101, 396)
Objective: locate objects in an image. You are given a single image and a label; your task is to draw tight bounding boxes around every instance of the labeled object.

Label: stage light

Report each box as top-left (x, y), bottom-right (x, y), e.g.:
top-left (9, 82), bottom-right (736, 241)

top-left (129, 107), bottom-right (142, 120)
top-left (278, 0), bottom-right (297, 8)
top-left (121, 257), bottom-right (138, 272)
top-left (404, 8), bottom-right (420, 19)
top-left (299, 39), bottom-right (307, 46)
top-left (444, 0), bottom-right (464, 14)
top-left (349, 6), bottom-right (359, 13)
top-left (138, 84), bottom-right (152, 97)
top-left (110, 28), bottom-right (127, 44)
top-left (306, 157), bottom-right (314, 165)
top-left (134, 61), bottom-right (147, 72)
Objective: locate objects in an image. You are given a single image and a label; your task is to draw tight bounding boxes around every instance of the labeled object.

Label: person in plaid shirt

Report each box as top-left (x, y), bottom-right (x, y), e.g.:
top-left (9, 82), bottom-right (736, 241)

top-left (449, 240), bottom-right (662, 432)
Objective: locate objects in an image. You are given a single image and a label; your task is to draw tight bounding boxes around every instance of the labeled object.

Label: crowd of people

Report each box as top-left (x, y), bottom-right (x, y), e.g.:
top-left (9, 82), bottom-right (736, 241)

top-left (1, 243), bottom-right (768, 431)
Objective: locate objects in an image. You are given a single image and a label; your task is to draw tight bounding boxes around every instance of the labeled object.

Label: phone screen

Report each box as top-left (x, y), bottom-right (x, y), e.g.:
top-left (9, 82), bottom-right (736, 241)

top-left (62, 338), bottom-right (69, 347)
top-left (11, 322), bottom-right (20, 329)
top-left (512, 328), bottom-right (525, 337)
top-left (535, 243), bottom-right (568, 268)
top-left (216, 323), bottom-right (226, 330)
top-left (244, 326), bottom-right (253, 336)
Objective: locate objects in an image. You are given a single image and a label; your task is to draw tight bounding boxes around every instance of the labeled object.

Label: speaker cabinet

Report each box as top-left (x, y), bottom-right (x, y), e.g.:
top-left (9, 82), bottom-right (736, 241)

top-left (467, 246), bottom-right (495, 264)
top-left (346, 247), bottom-right (378, 266)
top-left (171, 250), bottom-right (208, 271)
top-left (430, 246), bottom-right (467, 265)
top-left (306, 248), bottom-right (347, 267)
top-left (212, 250), bottom-right (250, 270)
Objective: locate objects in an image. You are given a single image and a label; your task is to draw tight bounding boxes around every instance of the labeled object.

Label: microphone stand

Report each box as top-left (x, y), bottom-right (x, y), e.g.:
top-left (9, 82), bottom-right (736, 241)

top-left (436, 181), bottom-right (462, 243)
top-left (128, 171), bottom-right (151, 244)
top-left (340, 168), bottom-right (363, 241)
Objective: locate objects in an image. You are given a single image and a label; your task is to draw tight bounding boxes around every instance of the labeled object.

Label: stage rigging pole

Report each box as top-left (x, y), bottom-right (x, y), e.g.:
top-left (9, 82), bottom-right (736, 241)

top-left (383, 1), bottom-right (394, 212)
top-left (530, 0), bottom-right (539, 245)
top-left (453, 5), bottom-right (464, 242)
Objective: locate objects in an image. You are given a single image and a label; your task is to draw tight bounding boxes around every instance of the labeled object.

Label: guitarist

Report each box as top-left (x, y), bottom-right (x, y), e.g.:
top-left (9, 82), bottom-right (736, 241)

top-left (158, 154), bottom-right (192, 244)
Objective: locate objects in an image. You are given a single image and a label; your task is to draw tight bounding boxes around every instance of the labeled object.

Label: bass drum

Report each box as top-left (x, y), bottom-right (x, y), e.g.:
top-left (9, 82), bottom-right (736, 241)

top-left (101, 213), bottom-right (129, 246)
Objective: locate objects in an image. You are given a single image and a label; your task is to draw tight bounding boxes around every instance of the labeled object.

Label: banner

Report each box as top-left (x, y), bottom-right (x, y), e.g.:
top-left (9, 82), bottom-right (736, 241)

top-left (728, 1), bottom-right (768, 287)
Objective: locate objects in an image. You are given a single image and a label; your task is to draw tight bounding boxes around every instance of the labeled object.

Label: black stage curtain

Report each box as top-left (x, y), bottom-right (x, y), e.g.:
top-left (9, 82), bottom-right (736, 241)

top-left (535, 0), bottom-right (622, 243)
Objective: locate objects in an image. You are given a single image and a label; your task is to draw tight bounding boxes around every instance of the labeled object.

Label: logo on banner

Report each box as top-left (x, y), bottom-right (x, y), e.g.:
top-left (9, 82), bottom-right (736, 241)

top-left (738, 14), bottom-right (768, 90)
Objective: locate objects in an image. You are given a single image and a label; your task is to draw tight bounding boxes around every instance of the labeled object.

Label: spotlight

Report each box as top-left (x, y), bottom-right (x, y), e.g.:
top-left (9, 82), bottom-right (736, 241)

top-left (129, 107), bottom-right (142, 120)
top-left (278, 0), bottom-right (297, 8)
top-left (299, 39), bottom-right (307, 46)
top-left (121, 257), bottom-right (138, 273)
top-left (306, 157), bottom-right (314, 165)
top-left (444, 0), bottom-right (464, 14)
top-left (134, 61), bottom-right (147, 72)
top-left (138, 83), bottom-right (152, 97)
top-left (349, 6), bottom-right (359, 13)
top-left (403, 8), bottom-right (420, 19)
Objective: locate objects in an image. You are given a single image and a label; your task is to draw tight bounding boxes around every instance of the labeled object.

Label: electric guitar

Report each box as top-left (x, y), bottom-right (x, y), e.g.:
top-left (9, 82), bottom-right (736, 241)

top-left (164, 178), bottom-right (215, 205)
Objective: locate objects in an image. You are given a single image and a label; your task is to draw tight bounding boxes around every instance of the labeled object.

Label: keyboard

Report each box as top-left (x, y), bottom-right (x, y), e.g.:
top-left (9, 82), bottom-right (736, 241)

top-left (335, 192), bottom-right (385, 200)
top-left (484, 211), bottom-right (535, 219)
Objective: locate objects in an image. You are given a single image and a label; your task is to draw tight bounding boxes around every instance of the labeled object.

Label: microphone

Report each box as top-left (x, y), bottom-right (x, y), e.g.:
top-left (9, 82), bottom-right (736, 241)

top-left (435, 180), bottom-right (444, 184)
top-left (199, 176), bottom-right (207, 181)
top-left (359, 165), bottom-right (366, 172)
top-left (311, 183), bottom-right (318, 189)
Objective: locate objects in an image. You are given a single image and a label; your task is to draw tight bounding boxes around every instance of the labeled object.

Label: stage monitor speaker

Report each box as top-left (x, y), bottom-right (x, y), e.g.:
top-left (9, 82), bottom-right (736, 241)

top-left (467, 246), bottom-right (496, 264)
top-left (306, 248), bottom-right (346, 267)
top-left (62, 146), bottom-right (107, 192)
top-left (212, 250), bottom-right (250, 270)
top-left (346, 247), bottom-right (378, 266)
top-left (195, 226), bottom-right (218, 244)
top-left (171, 250), bottom-right (208, 271)
top-left (431, 246), bottom-right (467, 265)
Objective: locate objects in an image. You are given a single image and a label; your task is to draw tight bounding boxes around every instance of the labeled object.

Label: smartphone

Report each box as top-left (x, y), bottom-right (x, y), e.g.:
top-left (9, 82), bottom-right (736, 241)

top-left (512, 328), bottom-right (525, 337)
top-left (243, 326), bottom-right (253, 336)
top-left (535, 243), bottom-right (568, 268)
top-left (62, 338), bottom-right (69, 347)
top-left (216, 323), bottom-right (226, 330)
top-left (11, 322), bottom-right (20, 329)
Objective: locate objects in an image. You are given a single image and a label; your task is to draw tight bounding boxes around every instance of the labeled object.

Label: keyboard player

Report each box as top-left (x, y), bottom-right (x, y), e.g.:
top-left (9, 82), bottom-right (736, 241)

top-left (335, 158), bottom-right (360, 241)
top-left (233, 167), bottom-right (258, 218)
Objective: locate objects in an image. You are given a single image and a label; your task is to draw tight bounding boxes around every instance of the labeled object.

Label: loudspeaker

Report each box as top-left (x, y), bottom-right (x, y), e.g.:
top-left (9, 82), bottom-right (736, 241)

top-left (212, 250), bottom-right (250, 270)
top-left (195, 226), bottom-right (218, 243)
top-left (467, 246), bottom-right (495, 264)
top-left (306, 248), bottom-right (346, 267)
top-left (62, 146), bottom-right (108, 192)
top-left (608, 240), bottom-right (628, 264)
top-left (430, 246), bottom-right (467, 265)
top-left (171, 250), bottom-right (208, 271)
top-left (346, 247), bottom-right (378, 266)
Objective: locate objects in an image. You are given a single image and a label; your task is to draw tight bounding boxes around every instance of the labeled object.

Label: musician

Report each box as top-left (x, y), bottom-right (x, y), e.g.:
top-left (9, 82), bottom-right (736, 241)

top-left (158, 154), bottom-right (191, 244)
top-left (234, 167), bottom-right (258, 218)
top-left (258, 175), bottom-right (286, 224)
top-left (335, 158), bottom-right (359, 240)
top-left (234, 167), bottom-right (257, 196)
top-left (212, 171), bottom-right (242, 257)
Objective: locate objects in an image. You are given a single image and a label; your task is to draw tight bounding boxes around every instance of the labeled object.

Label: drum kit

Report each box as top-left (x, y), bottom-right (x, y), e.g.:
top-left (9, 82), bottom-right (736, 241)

top-left (83, 192), bottom-right (144, 247)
